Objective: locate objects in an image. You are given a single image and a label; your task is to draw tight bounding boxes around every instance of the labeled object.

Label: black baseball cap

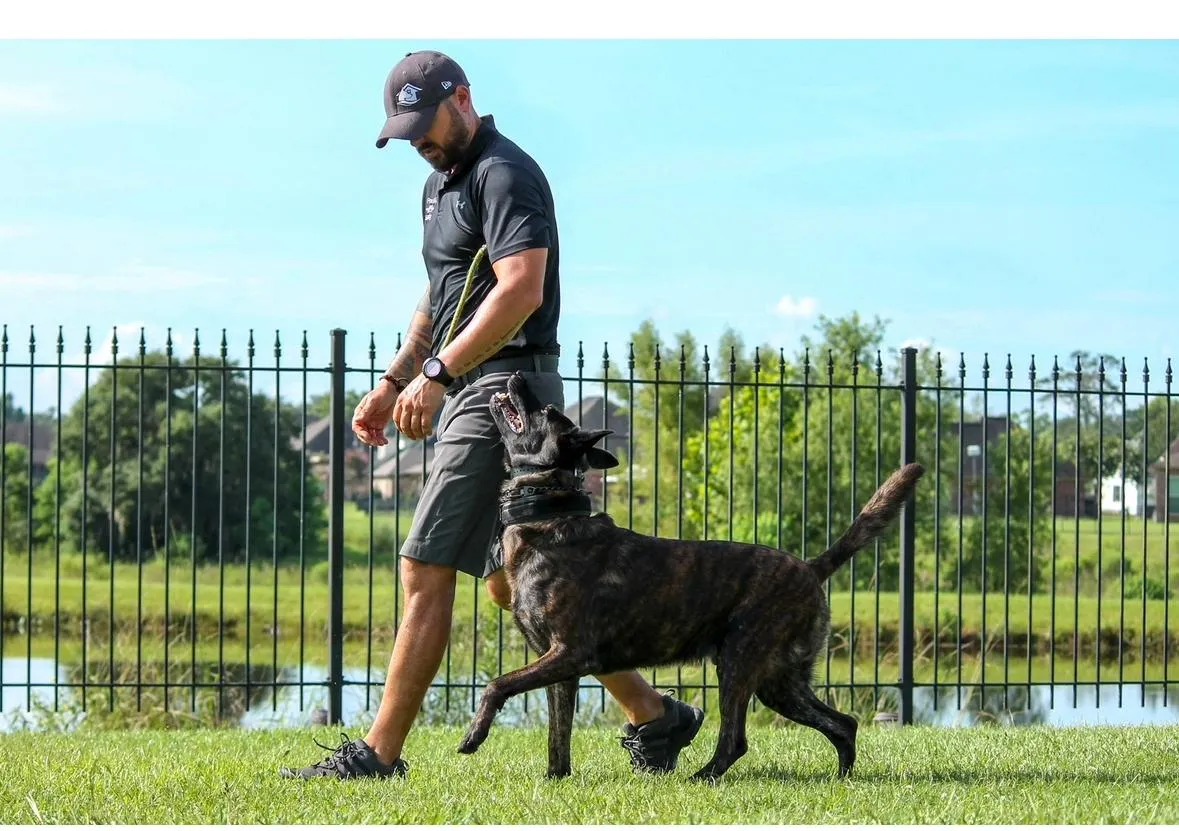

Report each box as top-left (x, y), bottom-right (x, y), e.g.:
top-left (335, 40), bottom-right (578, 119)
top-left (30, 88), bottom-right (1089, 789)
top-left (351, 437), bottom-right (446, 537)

top-left (376, 51), bottom-right (469, 148)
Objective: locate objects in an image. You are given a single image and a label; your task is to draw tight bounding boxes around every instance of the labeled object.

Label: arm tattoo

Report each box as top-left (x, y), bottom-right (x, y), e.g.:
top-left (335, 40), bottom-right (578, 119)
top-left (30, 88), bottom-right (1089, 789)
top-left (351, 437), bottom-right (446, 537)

top-left (384, 289), bottom-right (433, 380)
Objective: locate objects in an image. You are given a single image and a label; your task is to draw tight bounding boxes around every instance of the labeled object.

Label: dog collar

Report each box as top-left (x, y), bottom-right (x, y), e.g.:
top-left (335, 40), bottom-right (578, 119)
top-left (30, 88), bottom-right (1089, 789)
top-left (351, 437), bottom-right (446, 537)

top-left (499, 486), bottom-right (593, 527)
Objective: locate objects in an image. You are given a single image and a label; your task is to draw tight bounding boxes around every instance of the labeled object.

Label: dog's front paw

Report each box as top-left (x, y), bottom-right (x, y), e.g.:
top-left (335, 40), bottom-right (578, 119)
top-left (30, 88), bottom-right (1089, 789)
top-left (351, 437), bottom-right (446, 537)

top-left (545, 765), bottom-right (571, 779)
top-left (688, 766), bottom-right (722, 785)
top-left (458, 722), bottom-right (489, 755)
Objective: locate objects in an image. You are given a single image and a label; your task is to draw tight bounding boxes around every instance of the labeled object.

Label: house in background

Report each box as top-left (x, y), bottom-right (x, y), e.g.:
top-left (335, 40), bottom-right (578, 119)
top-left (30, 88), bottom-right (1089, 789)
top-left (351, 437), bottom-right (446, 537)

top-left (947, 416), bottom-right (1084, 517)
top-left (1099, 468), bottom-right (1151, 517)
top-left (1, 417), bottom-right (56, 485)
top-left (1148, 436), bottom-right (1179, 522)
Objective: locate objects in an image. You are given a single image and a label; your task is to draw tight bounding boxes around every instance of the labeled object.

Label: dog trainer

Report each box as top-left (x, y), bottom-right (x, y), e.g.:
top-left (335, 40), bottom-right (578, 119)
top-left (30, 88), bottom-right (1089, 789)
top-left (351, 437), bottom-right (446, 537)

top-left (281, 50), bottom-right (705, 780)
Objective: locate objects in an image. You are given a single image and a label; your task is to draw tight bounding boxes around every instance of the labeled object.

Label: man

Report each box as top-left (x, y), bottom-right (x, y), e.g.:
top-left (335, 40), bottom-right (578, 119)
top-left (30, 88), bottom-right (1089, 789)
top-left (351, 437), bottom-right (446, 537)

top-left (280, 50), bottom-right (704, 781)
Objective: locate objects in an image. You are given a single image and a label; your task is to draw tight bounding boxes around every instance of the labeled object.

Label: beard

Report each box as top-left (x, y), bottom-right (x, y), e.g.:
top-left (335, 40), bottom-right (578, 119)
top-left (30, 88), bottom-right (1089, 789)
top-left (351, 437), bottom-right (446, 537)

top-left (416, 110), bottom-right (472, 172)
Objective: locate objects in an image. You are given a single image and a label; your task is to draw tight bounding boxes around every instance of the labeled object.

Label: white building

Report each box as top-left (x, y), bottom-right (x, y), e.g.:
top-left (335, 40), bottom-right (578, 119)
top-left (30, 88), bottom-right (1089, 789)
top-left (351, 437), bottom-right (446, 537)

top-left (1099, 468), bottom-right (1150, 516)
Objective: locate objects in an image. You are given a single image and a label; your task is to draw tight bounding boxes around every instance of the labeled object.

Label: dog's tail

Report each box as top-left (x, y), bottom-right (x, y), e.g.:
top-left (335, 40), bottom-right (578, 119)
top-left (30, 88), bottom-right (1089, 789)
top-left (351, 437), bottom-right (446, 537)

top-left (807, 463), bottom-right (925, 583)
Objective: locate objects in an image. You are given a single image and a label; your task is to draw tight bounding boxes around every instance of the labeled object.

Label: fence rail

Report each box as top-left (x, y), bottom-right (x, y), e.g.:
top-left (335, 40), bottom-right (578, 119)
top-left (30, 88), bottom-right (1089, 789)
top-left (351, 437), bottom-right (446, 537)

top-left (1, 324), bottom-right (1177, 730)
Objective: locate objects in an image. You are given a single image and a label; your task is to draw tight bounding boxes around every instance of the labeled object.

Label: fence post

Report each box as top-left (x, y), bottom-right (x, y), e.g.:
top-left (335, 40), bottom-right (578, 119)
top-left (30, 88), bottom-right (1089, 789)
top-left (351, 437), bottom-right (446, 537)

top-left (328, 328), bottom-right (347, 725)
top-left (898, 346), bottom-right (918, 725)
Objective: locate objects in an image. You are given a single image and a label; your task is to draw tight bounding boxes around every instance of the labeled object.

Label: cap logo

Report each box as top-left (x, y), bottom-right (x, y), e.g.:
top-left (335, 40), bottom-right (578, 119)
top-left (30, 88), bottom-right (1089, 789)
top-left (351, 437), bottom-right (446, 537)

top-left (441, 80), bottom-right (453, 90)
top-left (397, 83), bottom-right (423, 107)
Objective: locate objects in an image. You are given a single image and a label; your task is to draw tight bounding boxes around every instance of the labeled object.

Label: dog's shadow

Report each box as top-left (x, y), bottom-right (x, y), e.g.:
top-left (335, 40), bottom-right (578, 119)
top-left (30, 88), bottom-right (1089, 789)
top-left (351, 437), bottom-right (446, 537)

top-left (724, 764), bottom-right (1179, 786)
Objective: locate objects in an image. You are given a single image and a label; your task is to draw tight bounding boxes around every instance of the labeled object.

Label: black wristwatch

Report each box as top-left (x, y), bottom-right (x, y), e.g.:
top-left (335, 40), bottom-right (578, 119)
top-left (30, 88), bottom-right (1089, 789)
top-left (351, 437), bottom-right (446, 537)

top-left (422, 356), bottom-right (455, 388)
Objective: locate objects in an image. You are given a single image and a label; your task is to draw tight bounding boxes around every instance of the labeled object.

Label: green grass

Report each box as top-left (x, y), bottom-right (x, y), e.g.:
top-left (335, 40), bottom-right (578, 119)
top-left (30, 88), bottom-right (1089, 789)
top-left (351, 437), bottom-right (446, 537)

top-left (3, 513), bottom-right (1177, 665)
top-left (3, 725), bottom-right (1179, 823)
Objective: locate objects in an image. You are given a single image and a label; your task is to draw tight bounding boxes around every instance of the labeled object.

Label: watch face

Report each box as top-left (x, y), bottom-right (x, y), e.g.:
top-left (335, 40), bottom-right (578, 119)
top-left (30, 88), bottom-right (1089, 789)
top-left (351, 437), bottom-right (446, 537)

top-left (423, 357), bottom-right (441, 378)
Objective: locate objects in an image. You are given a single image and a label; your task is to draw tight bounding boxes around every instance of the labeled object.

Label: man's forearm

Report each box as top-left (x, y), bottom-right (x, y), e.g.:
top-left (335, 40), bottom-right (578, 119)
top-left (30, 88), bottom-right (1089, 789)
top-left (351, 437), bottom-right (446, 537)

top-left (384, 292), bottom-right (433, 381)
top-left (436, 283), bottom-right (540, 377)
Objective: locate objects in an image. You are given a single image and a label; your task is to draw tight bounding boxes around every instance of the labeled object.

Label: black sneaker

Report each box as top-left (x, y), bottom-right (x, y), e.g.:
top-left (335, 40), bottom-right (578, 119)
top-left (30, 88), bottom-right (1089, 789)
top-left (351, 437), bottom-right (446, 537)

top-left (279, 733), bottom-right (408, 780)
top-left (619, 693), bottom-right (705, 773)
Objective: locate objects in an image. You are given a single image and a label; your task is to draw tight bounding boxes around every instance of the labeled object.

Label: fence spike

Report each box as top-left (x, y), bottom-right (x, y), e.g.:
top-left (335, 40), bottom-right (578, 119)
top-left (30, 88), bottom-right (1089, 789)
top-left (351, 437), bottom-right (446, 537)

top-left (1, 323), bottom-right (7, 355)
top-left (753, 345), bottom-right (760, 378)
top-left (28, 324), bottom-right (35, 357)
top-left (166, 327), bottom-right (174, 358)
top-left (957, 351), bottom-right (966, 380)
top-left (139, 327), bottom-right (146, 357)
top-left (193, 328), bottom-right (201, 357)
top-left (1052, 355), bottom-right (1060, 382)
top-left (273, 329), bottom-right (281, 359)
top-left (1028, 354), bottom-right (1036, 382)
top-left (577, 341), bottom-right (584, 371)
top-left (300, 330), bottom-right (309, 360)
top-left (877, 349), bottom-right (884, 380)
top-left (653, 341), bottom-right (662, 374)
top-left (1143, 357), bottom-right (1150, 385)
top-left (84, 326), bottom-right (92, 356)
top-left (826, 348), bottom-right (834, 380)
top-left (802, 346), bottom-right (810, 382)
top-left (246, 329), bottom-right (254, 359)
top-left (221, 329), bottom-right (229, 360)
top-left (57, 325), bottom-right (64, 356)
top-left (368, 332), bottom-right (376, 362)
top-left (1120, 357), bottom-right (1128, 386)
top-left (627, 341), bottom-right (635, 372)
top-left (703, 344), bottom-right (711, 376)
top-left (110, 326), bottom-right (119, 357)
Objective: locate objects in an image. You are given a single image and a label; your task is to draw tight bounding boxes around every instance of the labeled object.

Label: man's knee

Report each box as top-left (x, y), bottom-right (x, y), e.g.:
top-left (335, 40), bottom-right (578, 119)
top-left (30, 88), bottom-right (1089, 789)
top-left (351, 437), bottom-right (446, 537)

top-left (485, 569), bottom-right (513, 611)
top-left (400, 556), bottom-right (458, 605)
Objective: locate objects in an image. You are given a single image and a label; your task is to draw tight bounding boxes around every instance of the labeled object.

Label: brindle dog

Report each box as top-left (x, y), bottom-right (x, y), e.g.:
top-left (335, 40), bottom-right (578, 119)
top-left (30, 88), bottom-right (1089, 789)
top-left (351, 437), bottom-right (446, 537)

top-left (457, 372), bottom-right (924, 782)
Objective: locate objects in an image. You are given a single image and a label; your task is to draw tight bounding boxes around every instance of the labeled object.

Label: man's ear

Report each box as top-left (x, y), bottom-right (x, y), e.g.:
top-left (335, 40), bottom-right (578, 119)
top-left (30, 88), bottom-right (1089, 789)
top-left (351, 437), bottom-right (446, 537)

top-left (575, 428), bottom-right (618, 470)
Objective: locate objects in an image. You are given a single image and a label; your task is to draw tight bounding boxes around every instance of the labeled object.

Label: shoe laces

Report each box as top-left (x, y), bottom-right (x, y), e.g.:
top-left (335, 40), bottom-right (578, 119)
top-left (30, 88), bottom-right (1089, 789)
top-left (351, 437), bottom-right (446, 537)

top-left (310, 732), bottom-right (364, 774)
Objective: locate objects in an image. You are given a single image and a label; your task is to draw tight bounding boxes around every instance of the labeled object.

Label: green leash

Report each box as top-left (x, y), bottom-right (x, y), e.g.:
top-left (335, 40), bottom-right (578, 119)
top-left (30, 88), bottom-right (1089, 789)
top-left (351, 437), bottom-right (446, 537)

top-left (442, 244), bottom-right (488, 349)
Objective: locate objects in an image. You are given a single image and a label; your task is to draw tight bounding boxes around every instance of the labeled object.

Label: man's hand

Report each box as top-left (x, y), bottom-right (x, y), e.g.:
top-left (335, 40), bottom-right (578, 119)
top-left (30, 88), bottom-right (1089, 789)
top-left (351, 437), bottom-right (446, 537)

top-left (393, 375), bottom-right (447, 441)
top-left (352, 381), bottom-right (400, 447)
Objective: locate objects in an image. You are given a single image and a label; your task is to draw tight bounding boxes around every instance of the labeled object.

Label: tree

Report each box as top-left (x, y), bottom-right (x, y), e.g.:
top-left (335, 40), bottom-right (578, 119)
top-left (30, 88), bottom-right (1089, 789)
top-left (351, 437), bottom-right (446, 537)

top-left (3, 392), bottom-right (25, 421)
top-left (33, 350), bottom-right (327, 564)
top-left (2, 443), bottom-right (31, 553)
top-left (611, 311), bottom-right (1055, 594)
top-left (306, 389), bottom-right (365, 422)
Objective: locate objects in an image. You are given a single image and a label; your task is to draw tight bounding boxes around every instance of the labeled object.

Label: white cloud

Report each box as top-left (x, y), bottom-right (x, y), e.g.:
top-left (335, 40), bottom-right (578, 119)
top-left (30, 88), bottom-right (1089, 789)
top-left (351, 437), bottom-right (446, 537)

top-left (774, 295), bottom-right (818, 318)
top-left (0, 82), bottom-right (64, 114)
top-left (0, 264), bottom-right (228, 294)
top-left (0, 224), bottom-right (36, 240)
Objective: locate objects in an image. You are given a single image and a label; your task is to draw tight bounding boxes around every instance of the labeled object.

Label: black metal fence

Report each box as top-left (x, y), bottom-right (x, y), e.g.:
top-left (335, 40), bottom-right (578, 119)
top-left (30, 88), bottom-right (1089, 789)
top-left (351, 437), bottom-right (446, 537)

top-left (1, 324), bottom-right (1176, 730)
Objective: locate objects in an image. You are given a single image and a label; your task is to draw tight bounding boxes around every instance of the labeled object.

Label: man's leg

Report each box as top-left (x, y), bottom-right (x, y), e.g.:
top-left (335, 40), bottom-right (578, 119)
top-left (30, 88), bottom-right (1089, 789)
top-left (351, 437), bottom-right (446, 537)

top-left (483, 573), bottom-right (664, 726)
top-left (279, 555), bottom-right (454, 779)
top-left (363, 557), bottom-right (457, 765)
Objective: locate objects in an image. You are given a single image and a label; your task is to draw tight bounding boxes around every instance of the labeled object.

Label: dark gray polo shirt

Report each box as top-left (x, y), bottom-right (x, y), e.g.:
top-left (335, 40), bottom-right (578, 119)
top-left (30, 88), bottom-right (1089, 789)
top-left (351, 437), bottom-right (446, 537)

top-left (421, 114), bottom-right (561, 359)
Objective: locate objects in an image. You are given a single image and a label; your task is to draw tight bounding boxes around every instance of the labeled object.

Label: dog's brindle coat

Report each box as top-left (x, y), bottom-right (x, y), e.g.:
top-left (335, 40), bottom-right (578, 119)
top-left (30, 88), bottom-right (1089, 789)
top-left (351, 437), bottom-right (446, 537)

top-left (457, 372), bottom-right (924, 782)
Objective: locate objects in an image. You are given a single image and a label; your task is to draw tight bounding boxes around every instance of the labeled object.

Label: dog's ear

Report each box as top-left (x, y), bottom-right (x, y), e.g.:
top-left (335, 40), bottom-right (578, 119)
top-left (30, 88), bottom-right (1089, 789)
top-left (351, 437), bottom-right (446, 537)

top-left (573, 428), bottom-right (618, 470)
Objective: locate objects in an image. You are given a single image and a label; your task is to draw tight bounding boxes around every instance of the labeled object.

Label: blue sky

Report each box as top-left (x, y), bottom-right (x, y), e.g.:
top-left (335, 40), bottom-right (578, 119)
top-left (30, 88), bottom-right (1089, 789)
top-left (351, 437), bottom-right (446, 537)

top-left (2, 39), bottom-right (1178, 410)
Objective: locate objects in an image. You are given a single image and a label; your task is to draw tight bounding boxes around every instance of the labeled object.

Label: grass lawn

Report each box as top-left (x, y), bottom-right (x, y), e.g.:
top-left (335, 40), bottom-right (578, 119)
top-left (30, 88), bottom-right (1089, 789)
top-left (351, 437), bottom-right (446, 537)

top-left (3, 724), bottom-right (1178, 823)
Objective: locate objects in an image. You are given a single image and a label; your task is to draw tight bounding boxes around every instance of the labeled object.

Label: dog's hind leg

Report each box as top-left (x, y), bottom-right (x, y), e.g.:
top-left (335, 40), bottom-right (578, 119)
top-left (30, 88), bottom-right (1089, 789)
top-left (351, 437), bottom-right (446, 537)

top-left (545, 678), bottom-right (578, 778)
top-left (458, 645), bottom-right (591, 755)
top-left (689, 653), bottom-right (756, 783)
top-left (756, 677), bottom-right (858, 777)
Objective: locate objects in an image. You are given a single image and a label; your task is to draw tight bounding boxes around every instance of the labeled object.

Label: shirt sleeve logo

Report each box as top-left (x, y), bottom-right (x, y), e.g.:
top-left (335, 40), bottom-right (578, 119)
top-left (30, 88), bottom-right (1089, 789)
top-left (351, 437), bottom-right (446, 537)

top-left (425, 196), bottom-right (438, 222)
top-left (397, 84), bottom-right (423, 107)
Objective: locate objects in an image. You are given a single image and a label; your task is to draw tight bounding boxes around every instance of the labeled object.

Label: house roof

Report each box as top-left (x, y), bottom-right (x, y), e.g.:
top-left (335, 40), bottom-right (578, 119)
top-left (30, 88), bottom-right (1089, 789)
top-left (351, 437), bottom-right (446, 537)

top-left (373, 438), bottom-right (437, 479)
top-left (1, 418), bottom-right (55, 467)
top-left (1149, 435), bottom-right (1179, 473)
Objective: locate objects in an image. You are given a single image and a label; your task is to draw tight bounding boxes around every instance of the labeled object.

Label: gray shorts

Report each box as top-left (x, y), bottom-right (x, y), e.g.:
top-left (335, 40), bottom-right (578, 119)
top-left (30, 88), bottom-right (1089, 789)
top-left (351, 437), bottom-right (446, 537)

top-left (399, 370), bottom-right (565, 578)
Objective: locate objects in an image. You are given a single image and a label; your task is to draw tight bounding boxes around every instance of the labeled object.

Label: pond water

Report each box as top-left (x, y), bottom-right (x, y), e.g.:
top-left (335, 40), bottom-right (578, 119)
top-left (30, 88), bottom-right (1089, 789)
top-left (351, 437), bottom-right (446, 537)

top-left (3, 655), bottom-right (1178, 732)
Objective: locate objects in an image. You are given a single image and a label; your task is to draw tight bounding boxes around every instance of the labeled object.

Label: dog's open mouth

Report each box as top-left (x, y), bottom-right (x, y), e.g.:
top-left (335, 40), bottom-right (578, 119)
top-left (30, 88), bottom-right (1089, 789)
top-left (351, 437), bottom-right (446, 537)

top-left (493, 392), bottom-right (525, 434)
